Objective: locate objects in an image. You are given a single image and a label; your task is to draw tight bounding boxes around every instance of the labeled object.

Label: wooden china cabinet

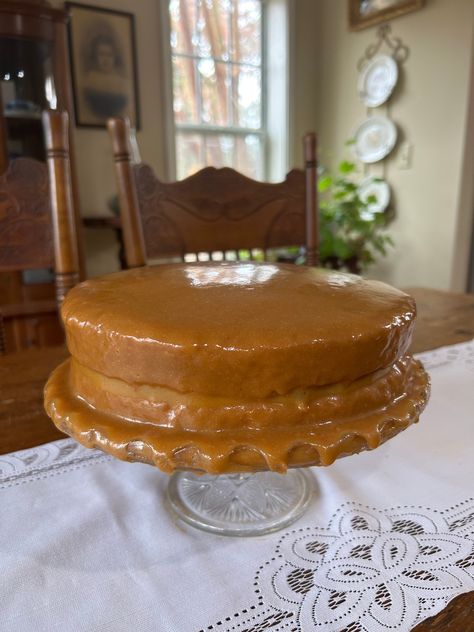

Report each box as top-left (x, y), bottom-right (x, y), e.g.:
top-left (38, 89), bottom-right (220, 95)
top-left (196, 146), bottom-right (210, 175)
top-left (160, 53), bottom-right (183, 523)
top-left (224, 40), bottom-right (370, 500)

top-left (0, 0), bottom-right (83, 351)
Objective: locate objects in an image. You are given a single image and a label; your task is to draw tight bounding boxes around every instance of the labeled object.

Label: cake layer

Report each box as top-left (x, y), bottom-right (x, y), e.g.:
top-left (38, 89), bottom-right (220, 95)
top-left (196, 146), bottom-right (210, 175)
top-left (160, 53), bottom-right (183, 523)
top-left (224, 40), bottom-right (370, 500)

top-left (70, 355), bottom-right (418, 432)
top-left (45, 357), bottom-right (430, 474)
top-left (62, 263), bottom-right (416, 398)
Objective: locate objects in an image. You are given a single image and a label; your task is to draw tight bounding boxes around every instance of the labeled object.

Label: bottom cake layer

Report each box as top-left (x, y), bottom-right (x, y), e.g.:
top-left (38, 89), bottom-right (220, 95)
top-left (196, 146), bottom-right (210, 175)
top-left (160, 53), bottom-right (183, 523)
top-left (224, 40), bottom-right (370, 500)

top-left (44, 358), bottom-right (430, 474)
top-left (69, 355), bottom-right (418, 432)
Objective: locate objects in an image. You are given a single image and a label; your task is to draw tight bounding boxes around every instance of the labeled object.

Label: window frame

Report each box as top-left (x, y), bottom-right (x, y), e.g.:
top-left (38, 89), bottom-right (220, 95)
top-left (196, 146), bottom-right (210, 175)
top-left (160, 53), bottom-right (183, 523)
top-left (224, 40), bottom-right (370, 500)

top-left (160, 0), bottom-right (292, 182)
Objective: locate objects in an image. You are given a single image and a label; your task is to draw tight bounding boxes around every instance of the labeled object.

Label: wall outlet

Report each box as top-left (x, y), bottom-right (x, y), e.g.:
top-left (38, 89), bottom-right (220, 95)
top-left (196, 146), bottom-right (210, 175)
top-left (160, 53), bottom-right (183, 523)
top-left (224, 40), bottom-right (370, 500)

top-left (398, 141), bottom-right (413, 169)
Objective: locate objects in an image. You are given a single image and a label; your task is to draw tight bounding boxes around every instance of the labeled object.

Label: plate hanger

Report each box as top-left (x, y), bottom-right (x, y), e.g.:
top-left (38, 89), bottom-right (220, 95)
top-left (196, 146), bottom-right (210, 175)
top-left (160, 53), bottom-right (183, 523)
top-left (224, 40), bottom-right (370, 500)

top-left (357, 23), bottom-right (410, 72)
top-left (358, 24), bottom-right (408, 181)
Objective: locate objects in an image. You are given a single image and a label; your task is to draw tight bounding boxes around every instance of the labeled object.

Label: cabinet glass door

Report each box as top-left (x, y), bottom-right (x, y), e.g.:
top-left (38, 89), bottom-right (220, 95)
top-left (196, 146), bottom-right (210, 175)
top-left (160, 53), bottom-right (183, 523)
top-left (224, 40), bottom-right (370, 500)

top-left (0, 36), bottom-right (57, 159)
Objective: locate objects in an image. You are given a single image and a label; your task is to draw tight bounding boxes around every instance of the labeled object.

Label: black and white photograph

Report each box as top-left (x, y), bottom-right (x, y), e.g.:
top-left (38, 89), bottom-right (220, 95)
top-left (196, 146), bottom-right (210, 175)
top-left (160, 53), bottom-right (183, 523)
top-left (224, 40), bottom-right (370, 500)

top-left (67, 3), bottom-right (140, 127)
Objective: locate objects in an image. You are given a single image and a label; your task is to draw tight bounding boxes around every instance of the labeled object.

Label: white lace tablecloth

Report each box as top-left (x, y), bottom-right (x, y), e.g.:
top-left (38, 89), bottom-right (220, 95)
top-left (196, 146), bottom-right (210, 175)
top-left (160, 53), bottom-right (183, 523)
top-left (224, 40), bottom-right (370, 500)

top-left (1, 341), bottom-right (474, 632)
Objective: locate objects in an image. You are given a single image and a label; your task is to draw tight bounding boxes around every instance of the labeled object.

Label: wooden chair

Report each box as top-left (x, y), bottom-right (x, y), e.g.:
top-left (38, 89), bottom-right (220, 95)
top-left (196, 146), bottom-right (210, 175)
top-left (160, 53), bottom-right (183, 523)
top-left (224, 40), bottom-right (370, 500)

top-left (0, 111), bottom-right (80, 354)
top-left (107, 118), bottom-right (319, 269)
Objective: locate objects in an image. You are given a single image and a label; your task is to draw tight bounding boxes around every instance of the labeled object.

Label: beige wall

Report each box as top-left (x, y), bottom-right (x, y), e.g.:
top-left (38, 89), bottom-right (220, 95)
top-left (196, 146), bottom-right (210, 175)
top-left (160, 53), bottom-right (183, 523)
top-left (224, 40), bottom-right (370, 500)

top-left (313, 0), bottom-right (474, 290)
top-left (290, 0), bottom-right (322, 166)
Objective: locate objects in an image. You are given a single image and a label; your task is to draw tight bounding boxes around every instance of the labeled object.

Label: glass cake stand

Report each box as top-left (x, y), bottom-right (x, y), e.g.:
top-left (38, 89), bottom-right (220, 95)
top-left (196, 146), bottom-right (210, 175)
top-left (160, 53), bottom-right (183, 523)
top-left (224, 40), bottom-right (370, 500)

top-left (167, 468), bottom-right (314, 537)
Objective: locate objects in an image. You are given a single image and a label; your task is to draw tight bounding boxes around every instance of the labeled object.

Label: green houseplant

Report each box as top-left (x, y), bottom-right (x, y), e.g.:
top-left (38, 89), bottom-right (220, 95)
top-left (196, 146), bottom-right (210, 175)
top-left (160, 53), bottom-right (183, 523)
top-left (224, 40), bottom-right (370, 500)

top-left (317, 160), bottom-right (393, 274)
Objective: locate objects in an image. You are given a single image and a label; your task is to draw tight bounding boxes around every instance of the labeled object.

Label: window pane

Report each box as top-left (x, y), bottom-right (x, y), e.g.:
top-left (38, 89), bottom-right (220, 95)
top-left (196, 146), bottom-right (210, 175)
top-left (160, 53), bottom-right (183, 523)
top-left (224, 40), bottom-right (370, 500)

top-left (235, 134), bottom-right (263, 179)
top-left (197, 0), bottom-right (231, 60)
top-left (176, 132), bottom-right (262, 180)
top-left (176, 133), bottom-right (205, 179)
top-left (200, 59), bottom-right (230, 125)
top-left (172, 56), bottom-right (199, 124)
top-left (232, 0), bottom-right (261, 64)
top-left (231, 65), bottom-right (261, 128)
top-left (169, 0), bottom-right (197, 55)
top-left (170, 1), bottom-right (265, 180)
top-left (205, 134), bottom-right (234, 166)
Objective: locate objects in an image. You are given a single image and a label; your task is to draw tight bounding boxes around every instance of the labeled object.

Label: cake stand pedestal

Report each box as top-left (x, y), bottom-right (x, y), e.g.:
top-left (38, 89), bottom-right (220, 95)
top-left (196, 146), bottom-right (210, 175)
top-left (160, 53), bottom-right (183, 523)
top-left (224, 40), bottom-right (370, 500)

top-left (167, 469), bottom-right (314, 536)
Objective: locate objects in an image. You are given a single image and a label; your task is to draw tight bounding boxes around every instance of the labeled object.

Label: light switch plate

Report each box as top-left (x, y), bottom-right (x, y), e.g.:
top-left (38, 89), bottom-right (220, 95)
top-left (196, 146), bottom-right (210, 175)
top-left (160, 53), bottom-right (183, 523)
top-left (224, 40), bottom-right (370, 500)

top-left (397, 141), bottom-right (413, 169)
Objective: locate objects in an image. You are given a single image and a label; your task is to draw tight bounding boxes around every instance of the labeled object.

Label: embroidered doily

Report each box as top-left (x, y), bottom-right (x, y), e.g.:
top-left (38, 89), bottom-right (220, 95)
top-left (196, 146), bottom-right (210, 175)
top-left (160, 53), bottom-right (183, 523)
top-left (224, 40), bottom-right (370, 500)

top-left (0, 438), bottom-right (109, 489)
top-left (203, 501), bottom-right (474, 632)
top-left (415, 339), bottom-right (474, 372)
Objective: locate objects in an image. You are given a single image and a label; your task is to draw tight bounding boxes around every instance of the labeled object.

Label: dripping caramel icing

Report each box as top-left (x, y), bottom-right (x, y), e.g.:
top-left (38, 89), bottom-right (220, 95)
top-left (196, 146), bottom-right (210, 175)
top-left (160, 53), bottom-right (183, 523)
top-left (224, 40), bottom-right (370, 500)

top-left (44, 263), bottom-right (430, 474)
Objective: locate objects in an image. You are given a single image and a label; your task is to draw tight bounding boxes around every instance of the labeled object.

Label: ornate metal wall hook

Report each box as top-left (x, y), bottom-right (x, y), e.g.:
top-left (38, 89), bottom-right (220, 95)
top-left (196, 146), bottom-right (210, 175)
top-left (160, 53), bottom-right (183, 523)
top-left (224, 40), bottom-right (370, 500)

top-left (357, 24), bottom-right (410, 71)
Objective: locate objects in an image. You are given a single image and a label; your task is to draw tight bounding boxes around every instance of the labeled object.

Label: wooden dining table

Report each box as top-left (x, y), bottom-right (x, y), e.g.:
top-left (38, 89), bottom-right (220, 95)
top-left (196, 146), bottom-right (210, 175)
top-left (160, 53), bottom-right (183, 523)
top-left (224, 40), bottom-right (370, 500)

top-left (1, 286), bottom-right (473, 631)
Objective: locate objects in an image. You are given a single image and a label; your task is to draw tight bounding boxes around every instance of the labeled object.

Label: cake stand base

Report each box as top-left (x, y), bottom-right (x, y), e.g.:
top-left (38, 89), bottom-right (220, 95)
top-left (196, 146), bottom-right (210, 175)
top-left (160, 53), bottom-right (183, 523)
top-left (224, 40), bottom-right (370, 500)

top-left (167, 469), bottom-right (314, 536)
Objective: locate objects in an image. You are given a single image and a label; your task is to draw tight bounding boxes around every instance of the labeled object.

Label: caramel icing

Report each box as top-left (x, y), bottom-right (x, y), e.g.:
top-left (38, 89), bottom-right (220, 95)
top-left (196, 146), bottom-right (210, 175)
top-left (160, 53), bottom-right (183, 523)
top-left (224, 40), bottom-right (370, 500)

top-left (61, 264), bottom-right (416, 398)
top-left (44, 262), bottom-right (430, 475)
top-left (44, 356), bottom-right (430, 474)
top-left (70, 356), bottom-right (416, 432)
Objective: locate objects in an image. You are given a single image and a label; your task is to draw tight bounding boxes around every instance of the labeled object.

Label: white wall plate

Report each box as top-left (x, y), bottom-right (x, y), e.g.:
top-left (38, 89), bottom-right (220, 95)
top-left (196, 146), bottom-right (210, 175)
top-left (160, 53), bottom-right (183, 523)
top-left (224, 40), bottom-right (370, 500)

top-left (358, 54), bottom-right (398, 108)
top-left (353, 116), bottom-right (397, 163)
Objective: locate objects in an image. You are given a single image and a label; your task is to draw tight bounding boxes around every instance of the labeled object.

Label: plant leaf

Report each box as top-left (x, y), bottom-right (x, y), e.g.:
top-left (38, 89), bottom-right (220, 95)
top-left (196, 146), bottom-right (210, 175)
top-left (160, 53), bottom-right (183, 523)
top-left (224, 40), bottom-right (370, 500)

top-left (338, 160), bottom-right (356, 174)
top-left (318, 175), bottom-right (333, 192)
top-left (333, 237), bottom-right (353, 259)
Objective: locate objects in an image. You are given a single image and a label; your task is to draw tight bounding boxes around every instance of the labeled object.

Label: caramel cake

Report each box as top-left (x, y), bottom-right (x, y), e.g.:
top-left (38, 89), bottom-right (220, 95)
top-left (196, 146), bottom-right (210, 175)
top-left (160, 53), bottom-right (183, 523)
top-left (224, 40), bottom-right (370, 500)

top-left (44, 263), bottom-right (430, 474)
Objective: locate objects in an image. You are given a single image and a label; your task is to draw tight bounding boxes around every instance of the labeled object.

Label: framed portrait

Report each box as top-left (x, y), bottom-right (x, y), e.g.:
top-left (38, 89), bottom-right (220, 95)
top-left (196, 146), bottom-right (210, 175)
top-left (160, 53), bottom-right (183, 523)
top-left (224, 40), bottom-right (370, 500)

top-left (349, 0), bottom-right (424, 31)
top-left (66, 3), bottom-right (140, 128)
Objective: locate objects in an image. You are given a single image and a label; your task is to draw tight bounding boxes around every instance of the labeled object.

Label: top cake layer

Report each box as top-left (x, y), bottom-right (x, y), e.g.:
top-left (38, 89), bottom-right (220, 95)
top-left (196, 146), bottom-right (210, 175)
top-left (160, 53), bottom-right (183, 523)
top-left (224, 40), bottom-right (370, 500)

top-left (62, 263), bottom-right (416, 398)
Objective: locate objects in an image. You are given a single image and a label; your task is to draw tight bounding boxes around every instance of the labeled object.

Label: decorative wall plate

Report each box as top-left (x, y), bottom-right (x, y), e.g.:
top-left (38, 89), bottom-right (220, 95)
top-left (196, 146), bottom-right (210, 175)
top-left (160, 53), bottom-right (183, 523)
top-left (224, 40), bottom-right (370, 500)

top-left (353, 116), bottom-right (397, 163)
top-left (358, 54), bottom-right (398, 107)
top-left (358, 177), bottom-right (391, 216)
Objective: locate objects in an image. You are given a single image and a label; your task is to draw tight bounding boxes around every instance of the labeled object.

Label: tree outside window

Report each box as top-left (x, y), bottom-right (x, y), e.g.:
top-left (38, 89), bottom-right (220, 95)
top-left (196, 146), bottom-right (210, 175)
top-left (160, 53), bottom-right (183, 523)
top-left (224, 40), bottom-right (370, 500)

top-left (169, 0), bottom-right (265, 180)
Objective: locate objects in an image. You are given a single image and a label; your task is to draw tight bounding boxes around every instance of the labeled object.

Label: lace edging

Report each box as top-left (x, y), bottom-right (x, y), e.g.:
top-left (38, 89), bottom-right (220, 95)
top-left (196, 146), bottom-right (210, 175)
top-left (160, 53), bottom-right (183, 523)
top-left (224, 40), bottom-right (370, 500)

top-left (202, 499), bottom-right (474, 632)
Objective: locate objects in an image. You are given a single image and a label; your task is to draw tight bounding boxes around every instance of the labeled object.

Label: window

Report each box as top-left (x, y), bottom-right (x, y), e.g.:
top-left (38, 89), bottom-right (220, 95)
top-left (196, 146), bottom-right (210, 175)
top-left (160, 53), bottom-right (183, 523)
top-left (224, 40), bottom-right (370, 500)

top-left (169, 0), bottom-right (265, 180)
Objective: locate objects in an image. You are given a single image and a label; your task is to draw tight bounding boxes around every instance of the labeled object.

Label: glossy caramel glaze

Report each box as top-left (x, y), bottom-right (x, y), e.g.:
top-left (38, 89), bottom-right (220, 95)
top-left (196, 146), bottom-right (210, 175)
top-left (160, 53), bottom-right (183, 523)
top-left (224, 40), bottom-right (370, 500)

top-left (45, 356), bottom-right (430, 474)
top-left (70, 356), bottom-right (416, 432)
top-left (62, 263), bottom-right (416, 397)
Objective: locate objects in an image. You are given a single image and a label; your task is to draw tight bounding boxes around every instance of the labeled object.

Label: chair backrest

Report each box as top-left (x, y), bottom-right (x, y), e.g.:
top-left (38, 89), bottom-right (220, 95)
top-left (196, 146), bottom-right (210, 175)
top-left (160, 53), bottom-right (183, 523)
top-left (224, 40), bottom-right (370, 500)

top-left (107, 118), bottom-right (319, 268)
top-left (0, 111), bottom-right (80, 315)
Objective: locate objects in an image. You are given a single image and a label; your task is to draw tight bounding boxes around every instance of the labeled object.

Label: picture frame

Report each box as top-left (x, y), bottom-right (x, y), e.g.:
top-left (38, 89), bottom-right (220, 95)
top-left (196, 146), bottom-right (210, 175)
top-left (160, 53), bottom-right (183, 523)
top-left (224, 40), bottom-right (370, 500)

top-left (349, 0), bottom-right (424, 31)
top-left (66, 2), bottom-right (140, 128)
